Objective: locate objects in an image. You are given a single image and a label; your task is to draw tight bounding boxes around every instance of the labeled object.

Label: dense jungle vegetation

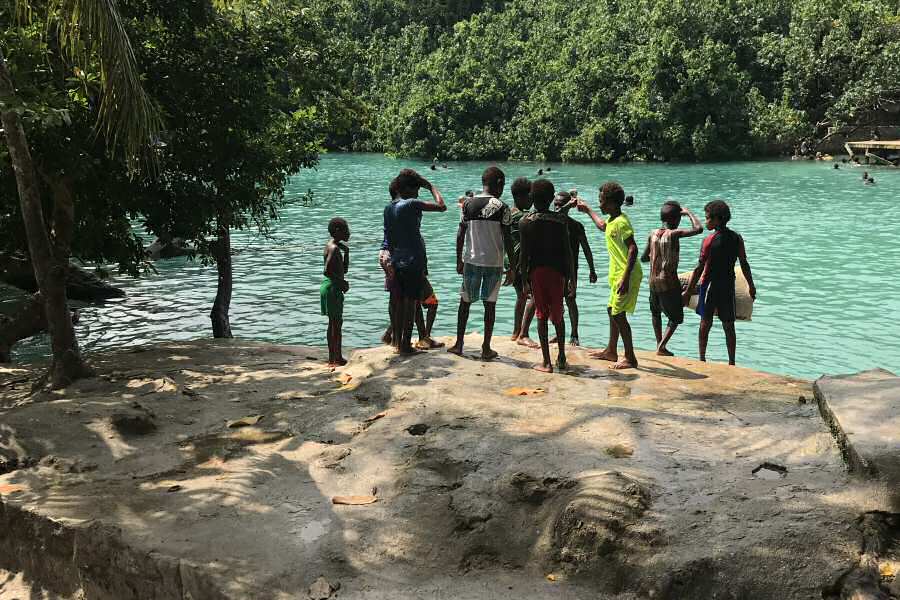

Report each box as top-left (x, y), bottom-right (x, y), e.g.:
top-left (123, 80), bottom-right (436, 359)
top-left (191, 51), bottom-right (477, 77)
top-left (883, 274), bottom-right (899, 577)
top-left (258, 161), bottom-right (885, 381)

top-left (312, 0), bottom-right (900, 161)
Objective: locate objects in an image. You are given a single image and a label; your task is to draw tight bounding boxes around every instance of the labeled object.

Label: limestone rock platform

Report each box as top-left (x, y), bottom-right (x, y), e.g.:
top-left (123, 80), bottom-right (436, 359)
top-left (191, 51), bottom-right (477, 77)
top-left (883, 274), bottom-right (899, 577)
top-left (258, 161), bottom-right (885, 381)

top-left (1, 339), bottom-right (897, 599)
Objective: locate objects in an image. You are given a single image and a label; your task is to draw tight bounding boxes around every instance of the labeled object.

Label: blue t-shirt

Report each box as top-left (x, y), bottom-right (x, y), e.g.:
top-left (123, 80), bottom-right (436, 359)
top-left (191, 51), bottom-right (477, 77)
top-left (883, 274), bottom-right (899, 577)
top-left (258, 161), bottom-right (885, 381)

top-left (383, 198), bottom-right (428, 270)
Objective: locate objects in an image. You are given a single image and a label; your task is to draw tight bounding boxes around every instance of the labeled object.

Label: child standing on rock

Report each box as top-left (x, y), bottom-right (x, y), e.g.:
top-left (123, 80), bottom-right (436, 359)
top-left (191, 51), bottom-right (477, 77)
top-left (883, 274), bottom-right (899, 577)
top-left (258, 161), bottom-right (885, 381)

top-left (322, 218), bottom-right (351, 366)
top-left (683, 200), bottom-right (756, 366)
top-left (640, 201), bottom-right (703, 356)
top-left (577, 182), bottom-right (642, 370)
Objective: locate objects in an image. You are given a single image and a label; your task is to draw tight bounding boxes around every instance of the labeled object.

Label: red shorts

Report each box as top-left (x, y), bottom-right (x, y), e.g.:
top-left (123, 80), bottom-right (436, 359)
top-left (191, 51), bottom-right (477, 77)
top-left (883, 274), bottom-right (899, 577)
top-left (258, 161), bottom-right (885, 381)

top-left (531, 266), bottom-right (565, 323)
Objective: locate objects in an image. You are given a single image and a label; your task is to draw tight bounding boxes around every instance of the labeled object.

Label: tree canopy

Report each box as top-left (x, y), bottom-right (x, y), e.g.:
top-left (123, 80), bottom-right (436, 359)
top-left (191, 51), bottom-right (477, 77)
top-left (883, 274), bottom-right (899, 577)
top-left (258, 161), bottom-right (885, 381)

top-left (311, 0), bottom-right (900, 161)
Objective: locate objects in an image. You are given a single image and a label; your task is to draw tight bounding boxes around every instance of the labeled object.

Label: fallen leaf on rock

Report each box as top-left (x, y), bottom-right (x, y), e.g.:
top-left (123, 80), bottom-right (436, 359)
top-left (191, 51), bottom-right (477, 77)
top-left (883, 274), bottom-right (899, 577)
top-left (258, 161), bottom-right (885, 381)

top-left (504, 387), bottom-right (546, 397)
top-left (332, 495), bottom-right (377, 505)
top-left (167, 485), bottom-right (183, 493)
top-left (336, 373), bottom-right (353, 385)
top-left (546, 574), bottom-right (558, 582)
top-left (227, 415), bottom-right (264, 428)
top-left (879, 561), bottom-right (897, 577)
top-left (605, 445), bottom-right (634, 458)
top-left (364, 411), bottom-right (387, 423)
top-left (0, 484), bottom-right (25, 495)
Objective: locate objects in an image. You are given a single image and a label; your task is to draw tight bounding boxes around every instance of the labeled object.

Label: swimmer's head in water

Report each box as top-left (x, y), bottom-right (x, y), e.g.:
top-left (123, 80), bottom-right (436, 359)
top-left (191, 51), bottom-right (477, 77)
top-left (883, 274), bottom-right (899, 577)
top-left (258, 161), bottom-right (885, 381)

top-left (599, 181), bottom-right (625, 214)
top-left (511, 177), bottom-right (533, 210)
top-left (661, 201), bottom-right (681, 227)
top-left (704, 199), bottom-right (731, 230)
top-left (625, 195), bottom-right (634, 206)
top-left (482, 166), bottom-right (506, 197)
top-left (531, 179), bottom-right (555, 211)
top-left (328, 217), bottom-right (350, 241)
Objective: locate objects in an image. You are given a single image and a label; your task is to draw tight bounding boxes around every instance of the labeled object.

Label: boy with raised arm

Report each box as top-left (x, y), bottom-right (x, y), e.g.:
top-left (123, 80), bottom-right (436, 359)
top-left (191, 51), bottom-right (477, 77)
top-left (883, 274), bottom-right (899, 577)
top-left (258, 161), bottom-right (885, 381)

top-left (382, 169), bottom-right (447, 355)
top-left (508, 177), bottom-right (533, 342)
top-left (640, 200), bottom-right (703, 356)
top-left (519, 179), bottom-right (574, 372)
top-left (554, 190), bottom-right (598, 346)
top-left (682, 200), bottom-right (756, 366)
top-left (322, 218), bottom-right (351, 366)
top-left (449, 166), bottom-right (514, 360)
top-left (576, 182), bottom-right (642, 370)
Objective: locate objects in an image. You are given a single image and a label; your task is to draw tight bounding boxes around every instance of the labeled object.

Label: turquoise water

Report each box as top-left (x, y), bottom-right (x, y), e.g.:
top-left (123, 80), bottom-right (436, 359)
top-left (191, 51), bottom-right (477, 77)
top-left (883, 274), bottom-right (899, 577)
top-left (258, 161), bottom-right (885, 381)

top-left (5, 153), bottom-right (900, 379)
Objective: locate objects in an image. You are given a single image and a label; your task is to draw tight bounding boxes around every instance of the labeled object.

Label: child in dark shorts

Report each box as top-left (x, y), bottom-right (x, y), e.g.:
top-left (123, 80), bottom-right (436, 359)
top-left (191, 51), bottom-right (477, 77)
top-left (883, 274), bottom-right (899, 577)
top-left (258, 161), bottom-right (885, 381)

top-left (508, 177), bottom-right (533, 343)
top-left (683, 200), bottom-right (757, 366)
top-left (640, 200), bottom-right (702, 356)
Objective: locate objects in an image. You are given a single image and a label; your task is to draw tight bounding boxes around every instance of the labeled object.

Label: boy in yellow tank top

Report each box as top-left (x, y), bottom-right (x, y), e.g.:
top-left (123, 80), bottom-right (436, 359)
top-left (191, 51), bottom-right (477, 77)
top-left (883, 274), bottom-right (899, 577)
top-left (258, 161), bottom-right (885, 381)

top-left (576, 182), bottom-right (642, 369)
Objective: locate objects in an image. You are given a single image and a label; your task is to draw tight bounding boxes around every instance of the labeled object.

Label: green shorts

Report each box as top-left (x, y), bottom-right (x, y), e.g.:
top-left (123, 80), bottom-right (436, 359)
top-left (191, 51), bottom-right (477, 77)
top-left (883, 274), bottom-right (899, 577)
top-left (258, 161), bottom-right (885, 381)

top-left (320, 279), bottom-right (344, 321)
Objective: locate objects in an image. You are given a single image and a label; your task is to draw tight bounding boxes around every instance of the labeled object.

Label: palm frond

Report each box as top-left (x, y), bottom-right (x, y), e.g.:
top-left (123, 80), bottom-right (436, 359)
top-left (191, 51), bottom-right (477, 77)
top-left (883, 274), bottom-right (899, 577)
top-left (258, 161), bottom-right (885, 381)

top-left (16, 0), bottom-right (162, 172)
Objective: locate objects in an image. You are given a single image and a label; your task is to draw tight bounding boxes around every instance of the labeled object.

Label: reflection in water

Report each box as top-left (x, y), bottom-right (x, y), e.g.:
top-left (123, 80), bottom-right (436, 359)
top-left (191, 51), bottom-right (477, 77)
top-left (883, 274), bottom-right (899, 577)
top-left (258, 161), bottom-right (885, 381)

top-left (4, 153), bottom-right (899, 379)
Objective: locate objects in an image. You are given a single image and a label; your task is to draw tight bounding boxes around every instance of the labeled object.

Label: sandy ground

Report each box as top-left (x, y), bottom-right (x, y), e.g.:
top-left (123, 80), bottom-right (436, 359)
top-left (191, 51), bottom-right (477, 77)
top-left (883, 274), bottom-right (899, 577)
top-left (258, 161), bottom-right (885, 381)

top-left (1, 338), bottom-right (897, 599)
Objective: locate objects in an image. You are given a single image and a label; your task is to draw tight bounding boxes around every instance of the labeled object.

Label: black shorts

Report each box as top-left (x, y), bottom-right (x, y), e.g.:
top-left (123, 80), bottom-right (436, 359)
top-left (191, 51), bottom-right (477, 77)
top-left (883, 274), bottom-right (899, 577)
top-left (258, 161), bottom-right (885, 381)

top-left (394, 266), bottom-right (425, 300)
top-left (702, 279), bottom-right (736, 322)
top-left (649, 288), bottom-right (684, 325)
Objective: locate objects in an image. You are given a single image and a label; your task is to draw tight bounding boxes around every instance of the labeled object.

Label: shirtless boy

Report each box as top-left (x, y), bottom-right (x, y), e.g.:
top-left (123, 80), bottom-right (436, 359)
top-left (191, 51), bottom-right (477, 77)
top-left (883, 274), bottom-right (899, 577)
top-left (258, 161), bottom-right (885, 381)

top-left (508, 177), bottom-right (533, 342)
top-left (322, 218), bottom-right (351, 366)
top-left (640, 201), bottom-right (702, 356)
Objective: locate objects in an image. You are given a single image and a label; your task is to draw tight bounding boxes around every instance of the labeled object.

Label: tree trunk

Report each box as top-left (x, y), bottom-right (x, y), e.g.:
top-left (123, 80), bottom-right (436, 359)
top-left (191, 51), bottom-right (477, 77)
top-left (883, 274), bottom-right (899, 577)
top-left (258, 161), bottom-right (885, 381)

top-left (0, 49), bottom-right (91, 388)
top-left (210, 215), bottom-right (233, 338)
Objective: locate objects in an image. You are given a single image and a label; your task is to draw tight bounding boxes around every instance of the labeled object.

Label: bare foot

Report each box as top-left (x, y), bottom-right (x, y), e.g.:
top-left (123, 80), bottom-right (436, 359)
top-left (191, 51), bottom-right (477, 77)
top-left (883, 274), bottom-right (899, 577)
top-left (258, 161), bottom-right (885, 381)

top-left (656, 348), bottom-right (674, 357)
top-left (569, 337), bottom-right (580, 347)
top-left (335, 357), bottom-right (348, 366)
top-left (447, 345), bottom-right (464, 356)
top-left (557, 358), bottom-right (568, 371)
top-left (589, 349), bottom-right (618, 362)
top-left (511, 333), bottom-right (520, 341)
top-left (481, 348), bottom-right (499, 361)
top-left (381, 332), bottom-right (393, 345)
top-left (609, 358), bottom-right (637, 370)
top-left (517, 337), bottom-right (539, 349)
top-left (533, 363), bottom-right (553, 373)
top-left (424, 338), bottom-right (445, 349)
top-left (397, 346), bottom-right (423, 356)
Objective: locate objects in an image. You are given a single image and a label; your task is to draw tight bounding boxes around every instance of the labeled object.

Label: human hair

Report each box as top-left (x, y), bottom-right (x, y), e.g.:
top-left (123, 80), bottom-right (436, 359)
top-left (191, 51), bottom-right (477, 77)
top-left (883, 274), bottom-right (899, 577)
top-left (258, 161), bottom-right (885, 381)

top-left (704, 199), bottom-right (731, 226)
top-left (661, 200), bottom-right (681, 223)
top-left (482, 166), bottom-right (505, 191)
top-left (510, 177), bottom-right (532, 209)
top-left (328, 217), bottom-right (348, 237)
top-left (388, 177), bottom-right (400, 200)
top-left (530, 178), bottom-right (555, 211)
top-left (396, 168), bottom-right (422, 197)
top-left (600, 181), bottom-right (625, 206)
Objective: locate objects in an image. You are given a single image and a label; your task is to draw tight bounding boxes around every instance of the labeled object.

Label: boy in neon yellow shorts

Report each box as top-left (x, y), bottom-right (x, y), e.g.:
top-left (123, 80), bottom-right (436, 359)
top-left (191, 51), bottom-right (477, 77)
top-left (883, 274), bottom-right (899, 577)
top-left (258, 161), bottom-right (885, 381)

top-left (576, 181), bottom-right (642, 369)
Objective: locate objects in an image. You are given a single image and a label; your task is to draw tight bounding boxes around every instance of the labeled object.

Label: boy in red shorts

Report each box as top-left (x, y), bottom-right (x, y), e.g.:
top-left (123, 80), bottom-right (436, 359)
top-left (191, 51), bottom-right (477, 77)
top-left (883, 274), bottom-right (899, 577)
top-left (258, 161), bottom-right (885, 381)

top-left (518, 179), bottom-right (574, 373)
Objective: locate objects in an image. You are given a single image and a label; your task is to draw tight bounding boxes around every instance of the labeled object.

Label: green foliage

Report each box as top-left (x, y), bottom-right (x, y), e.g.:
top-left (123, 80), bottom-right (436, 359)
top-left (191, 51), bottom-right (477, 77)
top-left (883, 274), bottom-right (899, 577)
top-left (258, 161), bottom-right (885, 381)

top-left (308, 0), bottom-right (900, 161)
top-left (0, 0), bottom-right (348, 275)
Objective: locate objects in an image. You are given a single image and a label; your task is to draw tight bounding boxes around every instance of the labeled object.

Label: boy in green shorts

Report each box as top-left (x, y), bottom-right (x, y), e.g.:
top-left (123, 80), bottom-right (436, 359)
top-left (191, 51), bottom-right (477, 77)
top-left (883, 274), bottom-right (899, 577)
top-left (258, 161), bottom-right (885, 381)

top-left (576, 182), bottom-right (642, 369)
top-left (322, 218), bottom-right (350, 366)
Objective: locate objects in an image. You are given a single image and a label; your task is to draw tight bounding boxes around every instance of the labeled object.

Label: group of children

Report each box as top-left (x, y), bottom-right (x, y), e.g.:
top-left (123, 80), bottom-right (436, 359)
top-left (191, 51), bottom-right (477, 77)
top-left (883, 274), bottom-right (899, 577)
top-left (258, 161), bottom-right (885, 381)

top-left (322, 166), bottom-right (757, 372)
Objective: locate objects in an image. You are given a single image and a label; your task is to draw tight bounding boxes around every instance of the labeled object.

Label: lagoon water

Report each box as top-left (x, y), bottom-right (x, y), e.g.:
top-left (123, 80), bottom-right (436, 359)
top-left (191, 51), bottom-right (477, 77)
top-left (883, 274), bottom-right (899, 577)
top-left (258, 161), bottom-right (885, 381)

top-left (5, 153), bottom-right (900, 379)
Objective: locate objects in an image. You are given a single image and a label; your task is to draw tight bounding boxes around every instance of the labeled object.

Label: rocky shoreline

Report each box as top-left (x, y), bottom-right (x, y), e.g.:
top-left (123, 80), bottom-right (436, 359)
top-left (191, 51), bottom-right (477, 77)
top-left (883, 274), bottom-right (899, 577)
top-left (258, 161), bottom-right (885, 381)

top-left (1, 338), bottom-right (897, 599)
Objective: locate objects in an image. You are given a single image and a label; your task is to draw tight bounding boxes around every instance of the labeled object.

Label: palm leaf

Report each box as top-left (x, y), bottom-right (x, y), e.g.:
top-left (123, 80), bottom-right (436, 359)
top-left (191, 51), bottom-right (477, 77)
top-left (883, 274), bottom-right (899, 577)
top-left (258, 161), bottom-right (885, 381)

top-left (16, 0), bottom-right (162, 171)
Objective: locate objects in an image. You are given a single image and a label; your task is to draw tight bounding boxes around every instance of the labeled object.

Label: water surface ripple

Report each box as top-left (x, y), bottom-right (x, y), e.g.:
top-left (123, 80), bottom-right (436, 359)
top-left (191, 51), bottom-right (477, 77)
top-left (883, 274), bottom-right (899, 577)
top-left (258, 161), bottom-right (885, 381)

top-left (5, 154), bottom-right (899, 380)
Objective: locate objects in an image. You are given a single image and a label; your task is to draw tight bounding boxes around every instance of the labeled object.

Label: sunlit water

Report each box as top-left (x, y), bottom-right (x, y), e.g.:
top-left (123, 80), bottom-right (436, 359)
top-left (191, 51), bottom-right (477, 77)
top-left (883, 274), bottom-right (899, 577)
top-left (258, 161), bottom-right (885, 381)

top-left (4, 153), bottom-right (899, 379)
